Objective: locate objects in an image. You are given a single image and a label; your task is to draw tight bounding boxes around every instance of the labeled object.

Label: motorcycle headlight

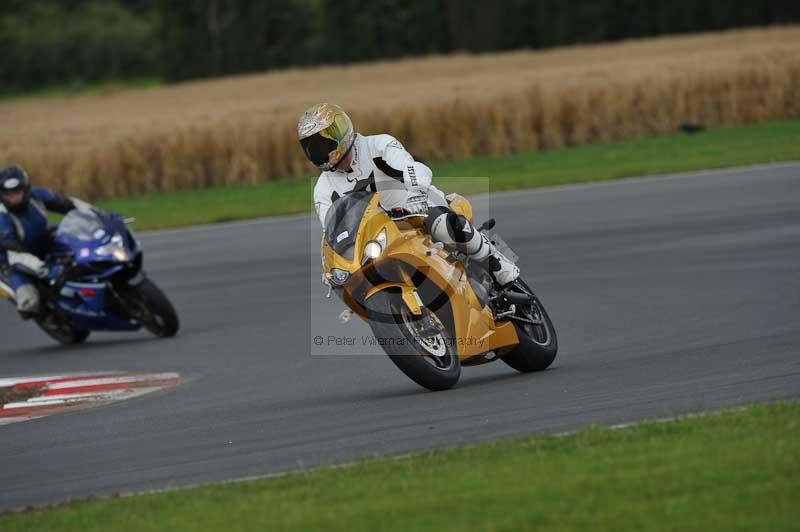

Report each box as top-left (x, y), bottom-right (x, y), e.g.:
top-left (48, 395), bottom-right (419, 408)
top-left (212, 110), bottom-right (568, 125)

top-left (362, 229), bottom-right (387, 262)
top-left (330, 268), bottom-right (351, 285)
top-left (112, 248), bottom-right (129, 261)
top-left (363, 241), bottom-right (383, 260)
top-left (95, 240), bottom-right (129, 262)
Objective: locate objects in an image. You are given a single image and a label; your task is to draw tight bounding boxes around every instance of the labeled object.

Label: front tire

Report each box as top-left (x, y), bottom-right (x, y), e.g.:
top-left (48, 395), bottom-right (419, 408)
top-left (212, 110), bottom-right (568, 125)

top-left (365, 291), bottom-right (460, 391)
top-left (126, 278), bottom-right (179, 338)
top-left (499, 283), bottom-right (558, 373)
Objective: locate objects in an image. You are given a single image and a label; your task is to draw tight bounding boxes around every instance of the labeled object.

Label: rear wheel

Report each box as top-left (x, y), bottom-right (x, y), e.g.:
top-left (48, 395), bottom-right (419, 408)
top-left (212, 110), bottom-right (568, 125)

top-left (124, 279), bottom-right (179, 338)
top-left (365, 291), bottom-right (460, 391)
top-left (35, 316), bottom-right (90, 346)
top-left (498, 281), bottom-right (558, 372)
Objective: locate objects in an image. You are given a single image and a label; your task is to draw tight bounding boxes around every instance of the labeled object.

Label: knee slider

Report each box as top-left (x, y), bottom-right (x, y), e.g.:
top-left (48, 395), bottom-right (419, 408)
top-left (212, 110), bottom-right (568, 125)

top-left (425, 206), bottom-right (450, 240)
top-left (447, 213), bottom-right (472, 243)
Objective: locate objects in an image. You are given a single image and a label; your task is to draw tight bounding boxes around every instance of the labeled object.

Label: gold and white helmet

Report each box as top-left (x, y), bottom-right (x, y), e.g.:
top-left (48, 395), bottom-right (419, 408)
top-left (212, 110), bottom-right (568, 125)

top-left (297, 103), bottom-right (356, 171)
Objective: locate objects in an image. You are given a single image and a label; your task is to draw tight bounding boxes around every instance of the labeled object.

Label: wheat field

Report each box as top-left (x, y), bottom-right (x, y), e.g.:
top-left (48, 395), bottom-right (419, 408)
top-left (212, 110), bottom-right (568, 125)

top-left (1, 26), bottom-right (799, 199)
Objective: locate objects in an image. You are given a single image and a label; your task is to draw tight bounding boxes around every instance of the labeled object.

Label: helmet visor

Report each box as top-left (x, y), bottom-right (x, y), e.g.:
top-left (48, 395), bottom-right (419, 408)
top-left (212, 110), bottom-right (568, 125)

top-left (300, 132), bottom-right (338, 168)
top-left (1, 176), bottom-right (25, 195)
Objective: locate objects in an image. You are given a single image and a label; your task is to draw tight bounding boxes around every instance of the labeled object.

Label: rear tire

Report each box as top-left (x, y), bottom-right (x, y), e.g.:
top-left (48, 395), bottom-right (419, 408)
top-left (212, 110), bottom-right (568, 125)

top-left (35, 316), bottom-right (90, 346)
top-left (365, 291), bottom-right (460, 391)
top-left (127, 279), bottom-right (179, 338)
top-left (499, 286), bottom-right (558, 373)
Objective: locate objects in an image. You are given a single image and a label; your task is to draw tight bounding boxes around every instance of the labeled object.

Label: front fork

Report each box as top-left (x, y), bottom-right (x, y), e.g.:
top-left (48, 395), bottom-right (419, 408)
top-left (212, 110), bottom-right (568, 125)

top-left (365, 283), bottom-right (424, 317)
top-left (106, 270), bottom-right (149, 320)
top-left (126, 270), bottom-right (147, 287)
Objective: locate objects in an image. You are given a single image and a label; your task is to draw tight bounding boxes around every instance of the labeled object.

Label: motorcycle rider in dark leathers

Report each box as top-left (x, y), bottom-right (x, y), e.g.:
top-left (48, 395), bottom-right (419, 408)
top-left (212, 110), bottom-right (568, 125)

top-left (0, 165), bottom-right (93, 318)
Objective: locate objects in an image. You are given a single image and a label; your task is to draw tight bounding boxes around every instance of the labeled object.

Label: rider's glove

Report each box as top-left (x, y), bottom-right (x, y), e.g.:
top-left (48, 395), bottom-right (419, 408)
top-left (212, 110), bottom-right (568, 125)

top-left (45, 264), bottom-right (66, 286)
top-left (405, 193), bottom-right (429, 216)
top-left (387, 192), bottom-right (429, 219)
top-left (390, 198), bottom-right (428, 219)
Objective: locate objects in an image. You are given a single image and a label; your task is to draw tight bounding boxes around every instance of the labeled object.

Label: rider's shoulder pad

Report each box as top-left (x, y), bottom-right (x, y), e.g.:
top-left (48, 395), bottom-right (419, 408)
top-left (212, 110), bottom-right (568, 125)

top-left (29, 187), bottom-right (57, 202)
top-left (366, 134), bottom-right (405, 156)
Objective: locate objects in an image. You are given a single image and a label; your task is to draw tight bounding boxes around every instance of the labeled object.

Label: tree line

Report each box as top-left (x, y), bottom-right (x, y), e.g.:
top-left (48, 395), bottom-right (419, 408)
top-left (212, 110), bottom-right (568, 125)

top-left (2, 0), bottom-right (799, 91)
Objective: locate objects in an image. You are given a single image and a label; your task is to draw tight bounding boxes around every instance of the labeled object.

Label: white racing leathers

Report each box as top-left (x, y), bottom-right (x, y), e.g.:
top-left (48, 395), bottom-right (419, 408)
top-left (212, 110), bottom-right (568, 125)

top-left (313, 133), bottom-right (519, 286)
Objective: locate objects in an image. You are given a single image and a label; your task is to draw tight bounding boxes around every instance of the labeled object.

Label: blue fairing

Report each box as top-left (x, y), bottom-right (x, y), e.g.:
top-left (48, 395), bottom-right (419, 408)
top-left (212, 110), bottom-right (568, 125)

top-left (57, 282), bottom-right (140, 331)
top-left (48, 210), bottom-right (144, 332)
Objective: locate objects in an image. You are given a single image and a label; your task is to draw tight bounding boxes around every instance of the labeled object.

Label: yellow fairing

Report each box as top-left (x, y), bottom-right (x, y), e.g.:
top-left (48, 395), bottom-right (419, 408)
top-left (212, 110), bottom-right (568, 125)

top-left (446, 193), bottom-right (473, 223)
top-left (321, 193), bottom-right (519, 362)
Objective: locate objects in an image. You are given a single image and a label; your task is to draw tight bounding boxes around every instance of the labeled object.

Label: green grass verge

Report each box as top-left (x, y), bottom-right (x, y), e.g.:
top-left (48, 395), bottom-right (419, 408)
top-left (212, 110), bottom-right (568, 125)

top-left (94, 119), bottom-right (800, 230)
top-left (3, 402), bottom-right (797, 531)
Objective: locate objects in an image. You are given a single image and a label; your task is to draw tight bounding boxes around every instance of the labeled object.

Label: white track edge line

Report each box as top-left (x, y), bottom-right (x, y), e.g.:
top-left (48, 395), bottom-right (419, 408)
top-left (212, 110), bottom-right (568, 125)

top-left (0, 375), bottom-right (72, 388)
top-left (1, 387), bottom-right (169, 410)
top-left (60, 404), bottom-right (758, 508)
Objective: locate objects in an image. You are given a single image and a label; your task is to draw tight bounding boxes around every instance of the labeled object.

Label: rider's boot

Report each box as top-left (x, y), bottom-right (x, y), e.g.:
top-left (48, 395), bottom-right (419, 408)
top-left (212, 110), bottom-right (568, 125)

top-left (15, 284), bottom-right (40, 321)
top-left (467, 233), bottom-right (520, 287)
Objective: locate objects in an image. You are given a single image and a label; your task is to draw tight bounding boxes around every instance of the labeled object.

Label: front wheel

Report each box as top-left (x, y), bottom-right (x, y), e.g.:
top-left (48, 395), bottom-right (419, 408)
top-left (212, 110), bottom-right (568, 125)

top-left (365, 291), bottom-right (460, 391)
top-left (499, 281), bottom-right (558, 373)
top-left (124, 278), bottom-right (179, 338)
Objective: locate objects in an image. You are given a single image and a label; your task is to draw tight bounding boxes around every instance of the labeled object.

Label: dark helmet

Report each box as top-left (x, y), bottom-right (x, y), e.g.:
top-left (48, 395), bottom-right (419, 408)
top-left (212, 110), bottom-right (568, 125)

top-left (0, 165), bottom-right (32, 211)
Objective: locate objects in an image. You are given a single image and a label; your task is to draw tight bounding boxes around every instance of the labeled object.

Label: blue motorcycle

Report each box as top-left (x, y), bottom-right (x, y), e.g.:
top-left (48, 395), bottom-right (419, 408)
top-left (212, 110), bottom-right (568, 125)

top-left (2, 209), bottom-right (179, 345)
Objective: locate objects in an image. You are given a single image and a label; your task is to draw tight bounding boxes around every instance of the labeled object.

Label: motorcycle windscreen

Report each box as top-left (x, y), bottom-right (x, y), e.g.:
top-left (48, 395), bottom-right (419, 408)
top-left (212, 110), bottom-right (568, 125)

top-left (324, 190), bottom-right (372, 260)
top-left (57, 210), bottom-right (105, 241)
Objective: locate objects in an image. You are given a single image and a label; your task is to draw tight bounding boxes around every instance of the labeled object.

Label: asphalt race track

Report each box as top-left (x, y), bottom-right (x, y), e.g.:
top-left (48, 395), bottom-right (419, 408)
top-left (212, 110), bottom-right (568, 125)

top-left (1, 163), bottom-right (798, 510)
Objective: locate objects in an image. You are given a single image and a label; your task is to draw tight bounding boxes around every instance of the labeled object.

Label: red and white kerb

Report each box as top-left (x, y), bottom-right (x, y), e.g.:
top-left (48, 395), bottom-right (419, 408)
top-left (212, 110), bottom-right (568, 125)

top-left (0, 372), bottom-right (181, 426)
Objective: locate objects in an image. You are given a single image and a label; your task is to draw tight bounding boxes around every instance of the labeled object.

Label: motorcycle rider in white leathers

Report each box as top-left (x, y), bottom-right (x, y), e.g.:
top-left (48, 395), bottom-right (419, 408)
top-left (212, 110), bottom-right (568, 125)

top-left (299, 103), bottom-right (519, 286)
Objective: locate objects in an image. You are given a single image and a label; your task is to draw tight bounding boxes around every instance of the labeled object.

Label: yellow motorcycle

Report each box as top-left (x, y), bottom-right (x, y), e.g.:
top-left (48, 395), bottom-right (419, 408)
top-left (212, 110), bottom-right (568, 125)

top-left (321, 189), bottom-right (557, 391)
